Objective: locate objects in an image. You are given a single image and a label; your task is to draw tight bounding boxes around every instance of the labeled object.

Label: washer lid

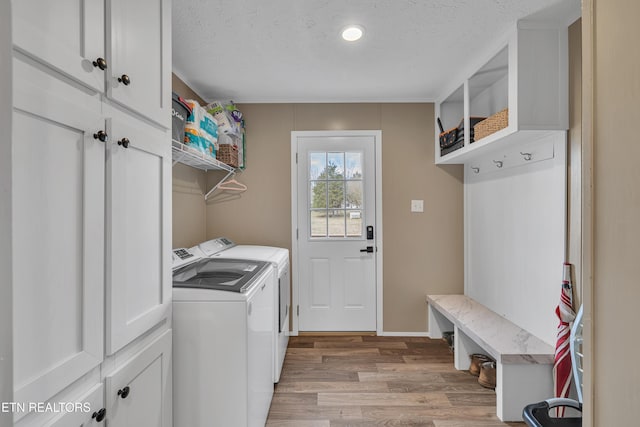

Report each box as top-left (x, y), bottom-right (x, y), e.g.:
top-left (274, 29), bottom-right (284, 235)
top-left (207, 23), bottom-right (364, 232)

top-left (172, 258), bottom-right (269, 293)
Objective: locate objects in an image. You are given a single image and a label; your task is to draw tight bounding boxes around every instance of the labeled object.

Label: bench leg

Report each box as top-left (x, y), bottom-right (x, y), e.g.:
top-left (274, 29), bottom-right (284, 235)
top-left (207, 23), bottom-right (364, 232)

top-left (496, 362), bottom-right (553, 422)
top-left (427, 304), bottom-right (452, 339)
top-left (453, 326), bottom-right (486, 371)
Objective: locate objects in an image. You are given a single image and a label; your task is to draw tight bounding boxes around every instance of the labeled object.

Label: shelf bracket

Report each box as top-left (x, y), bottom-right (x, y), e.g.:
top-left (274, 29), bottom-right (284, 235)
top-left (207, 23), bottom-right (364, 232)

top-left (204, 169), bottom-right (236, 200)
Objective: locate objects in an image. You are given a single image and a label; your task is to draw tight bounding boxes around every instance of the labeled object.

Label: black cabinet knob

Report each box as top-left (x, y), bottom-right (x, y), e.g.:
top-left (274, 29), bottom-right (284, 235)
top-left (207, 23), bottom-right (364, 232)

top-left (93, 130), bottom-right (108, 142)
top-left (92, 57), bottom-right (107, 70)
top-left (117, 386), bottom-right (130, 399)
top-left (92, 408), bottom-right (106, 422)
top-left (118, 74), bottom-right (131, 86)
top-left (117, 137), bottom-right (130, 148)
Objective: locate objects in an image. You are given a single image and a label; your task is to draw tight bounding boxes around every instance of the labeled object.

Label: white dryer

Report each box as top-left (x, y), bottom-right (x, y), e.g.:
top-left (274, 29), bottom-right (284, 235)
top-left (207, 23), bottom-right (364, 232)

top-left (198, 237), bottom-right (290, 383)
top-left (172, 251), bottom-right (274, 427)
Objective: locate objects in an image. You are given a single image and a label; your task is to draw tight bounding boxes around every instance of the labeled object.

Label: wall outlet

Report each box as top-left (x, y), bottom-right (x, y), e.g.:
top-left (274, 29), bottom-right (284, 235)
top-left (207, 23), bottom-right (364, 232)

top-left (411, 199), bottom-right (424, 213)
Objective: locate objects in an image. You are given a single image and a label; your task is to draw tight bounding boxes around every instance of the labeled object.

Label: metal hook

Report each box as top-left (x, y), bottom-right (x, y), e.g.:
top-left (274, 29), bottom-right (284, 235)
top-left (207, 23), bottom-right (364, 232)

top-left (493, 160), bottom-right (503, 168)
top-left (471, 167), bottom-right (480, 174)
top-left (520, 152), bottom-right (532, 161)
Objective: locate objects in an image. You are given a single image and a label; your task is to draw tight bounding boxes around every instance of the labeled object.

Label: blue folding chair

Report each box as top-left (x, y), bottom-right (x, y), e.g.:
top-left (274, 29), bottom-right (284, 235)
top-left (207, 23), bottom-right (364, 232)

top-left (522, 305), bottom-right (584, 426)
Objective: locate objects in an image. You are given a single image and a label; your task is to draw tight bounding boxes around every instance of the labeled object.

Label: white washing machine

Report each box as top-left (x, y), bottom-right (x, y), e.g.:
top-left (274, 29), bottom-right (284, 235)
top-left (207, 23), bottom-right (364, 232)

top-left (197, 237), bottom-right (290, 383)
top-left (172, 250), bottom-right (274, 427)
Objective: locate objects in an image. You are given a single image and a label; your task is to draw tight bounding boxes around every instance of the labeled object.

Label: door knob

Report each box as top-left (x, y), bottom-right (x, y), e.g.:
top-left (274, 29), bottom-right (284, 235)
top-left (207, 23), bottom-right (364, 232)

top-left (92, 57), bottom-right (107, 70)
top-left (92, 408), bottom-right (106, 422)
top-left (117, 137), bottom-right (130, 148)
top-left (360, 246), bottom-right (374, 253)
top-left (93, 130), bottom-right (108, 142)
top-left (117, 386), bottom-right (130, 399)
top-left (118, 74), bottom-right (131, 86)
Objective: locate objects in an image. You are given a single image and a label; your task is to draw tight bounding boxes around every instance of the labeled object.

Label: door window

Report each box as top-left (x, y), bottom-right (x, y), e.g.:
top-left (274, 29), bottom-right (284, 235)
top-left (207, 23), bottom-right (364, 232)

top-left (308, 151), bottom-right (363, 238)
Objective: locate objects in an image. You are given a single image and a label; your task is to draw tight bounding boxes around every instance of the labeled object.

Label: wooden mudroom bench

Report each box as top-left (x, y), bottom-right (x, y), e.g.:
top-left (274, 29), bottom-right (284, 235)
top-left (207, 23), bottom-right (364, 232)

top-left (426, 294), bottom-right (555, 422)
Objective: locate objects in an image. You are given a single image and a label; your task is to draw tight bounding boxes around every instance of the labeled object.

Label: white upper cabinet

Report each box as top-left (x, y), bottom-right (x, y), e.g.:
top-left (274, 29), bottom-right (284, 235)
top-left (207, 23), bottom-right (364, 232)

top-left (106, 0), bottom-right (171, 128)
top-left (12, 57), bottom-right (105, 411)
top-left (435, 21), bottom-right (569, 165)
top-left (105, 105), bottom-right (172, 354)
top-left (12, 0), bottom-right (106, 93)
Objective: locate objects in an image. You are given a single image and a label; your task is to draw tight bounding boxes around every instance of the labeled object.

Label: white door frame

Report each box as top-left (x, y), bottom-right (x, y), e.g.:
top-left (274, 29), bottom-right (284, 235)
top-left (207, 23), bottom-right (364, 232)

top-left (291, 130), bottom-right (383, 336)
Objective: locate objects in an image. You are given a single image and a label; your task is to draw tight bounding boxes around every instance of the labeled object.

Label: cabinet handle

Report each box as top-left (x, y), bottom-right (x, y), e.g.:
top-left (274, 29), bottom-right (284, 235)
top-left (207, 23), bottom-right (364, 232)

top-left (117, 386), bottom-right (130, 399)
top-left (261, 283), bottom-right (266, 291)
top-left (118, 74), bottom-right (131, 86)
top-left (92, 408), bottom-right (106, 422)
top-left (117, 137), bottom-right (130, 149)
top-left (92, 57), bottom-right (107, 70)
top-left (93, 130), bottom-right (108, 142)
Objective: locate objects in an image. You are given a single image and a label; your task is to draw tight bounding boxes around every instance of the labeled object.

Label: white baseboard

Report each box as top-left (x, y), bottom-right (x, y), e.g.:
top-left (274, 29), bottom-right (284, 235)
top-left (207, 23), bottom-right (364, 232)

top-left (378, 331), bottom-right (430, 337)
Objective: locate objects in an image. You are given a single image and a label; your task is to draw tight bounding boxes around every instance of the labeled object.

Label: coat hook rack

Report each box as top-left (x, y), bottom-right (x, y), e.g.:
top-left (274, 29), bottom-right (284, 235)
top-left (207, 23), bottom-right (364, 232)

top-left (520, 152), bottom-right (532, 161)
top-left (472, 167), bottom-right (480, 174)
top-left (493, 160), bottom-right (503, 168)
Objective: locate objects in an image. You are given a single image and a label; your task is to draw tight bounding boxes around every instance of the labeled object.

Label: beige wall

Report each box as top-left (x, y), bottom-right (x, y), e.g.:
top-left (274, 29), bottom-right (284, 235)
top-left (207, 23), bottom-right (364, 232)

top-left (590, 1), bottom-right (640, 424)
top-left (171, 73), bottom-right (209, 248)
top-left (203, 103), bottom-right (464, 332)
top-left (172, 73), bottom-right (206, 105)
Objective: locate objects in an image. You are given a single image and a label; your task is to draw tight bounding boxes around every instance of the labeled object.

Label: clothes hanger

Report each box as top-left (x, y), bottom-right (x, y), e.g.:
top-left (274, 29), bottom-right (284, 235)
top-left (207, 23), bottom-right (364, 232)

top-left (217, 178), bottom-right (247, 192)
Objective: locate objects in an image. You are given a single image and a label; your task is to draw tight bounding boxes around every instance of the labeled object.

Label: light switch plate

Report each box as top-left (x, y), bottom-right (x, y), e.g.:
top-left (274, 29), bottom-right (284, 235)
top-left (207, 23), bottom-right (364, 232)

top-left (411, 199), bottom-right (424, 212)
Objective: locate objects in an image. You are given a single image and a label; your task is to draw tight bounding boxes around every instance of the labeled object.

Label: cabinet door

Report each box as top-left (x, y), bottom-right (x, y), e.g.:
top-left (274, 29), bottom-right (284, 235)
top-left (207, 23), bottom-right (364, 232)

top-left (105, 106), bottom-right (172, 354)
top-left (106, 0), bottom-right (171, 128)
top-left (12, 58), bottom-right (105, 408)
top-left (106, 330), bottom-right (172, 427)
top-left (13, 0), bottom-right (105, 92)
top-left (19, 384), bottom-right (106, 427)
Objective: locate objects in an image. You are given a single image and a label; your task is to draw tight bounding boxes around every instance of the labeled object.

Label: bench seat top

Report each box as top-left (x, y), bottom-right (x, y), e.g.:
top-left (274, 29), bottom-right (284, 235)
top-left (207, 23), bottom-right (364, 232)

top-left (427, 294), bottom-right (555, 364)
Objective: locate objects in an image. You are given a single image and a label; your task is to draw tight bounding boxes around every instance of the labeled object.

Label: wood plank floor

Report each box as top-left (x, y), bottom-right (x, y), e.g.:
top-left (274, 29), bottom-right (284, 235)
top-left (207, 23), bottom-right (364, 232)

top-left (266, 335), bottom-right (524, 427)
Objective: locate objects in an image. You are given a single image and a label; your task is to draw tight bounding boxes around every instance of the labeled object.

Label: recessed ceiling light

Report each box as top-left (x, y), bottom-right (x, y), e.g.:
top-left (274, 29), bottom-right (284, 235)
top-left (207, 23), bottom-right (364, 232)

top-left (341, 25), bottom-right (364, 42)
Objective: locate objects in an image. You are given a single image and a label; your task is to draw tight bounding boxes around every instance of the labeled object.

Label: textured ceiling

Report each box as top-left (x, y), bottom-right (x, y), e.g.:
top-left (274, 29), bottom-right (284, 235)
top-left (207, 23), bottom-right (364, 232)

top-left (172, 0), bottom-right (579, 103)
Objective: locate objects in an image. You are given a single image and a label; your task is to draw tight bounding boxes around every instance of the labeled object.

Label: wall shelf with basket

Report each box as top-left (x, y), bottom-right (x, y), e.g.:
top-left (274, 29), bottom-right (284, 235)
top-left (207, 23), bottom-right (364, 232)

top-left (435, 20), bottom-right (569, 165)
top-left (171, 139), bottom-right (235, 173)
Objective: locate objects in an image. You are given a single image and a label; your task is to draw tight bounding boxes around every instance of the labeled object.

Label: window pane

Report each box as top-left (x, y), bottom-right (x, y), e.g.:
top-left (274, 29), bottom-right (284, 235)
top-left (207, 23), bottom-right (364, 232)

top-left (310, 210), bottom-right (327, 237)
top-left (345, 181), bottom-right (363, 209)
top-left (346, 152), bottom-right (363, 179)
top-left (309, 152), bottom-right (326, 180)
top-left (327, 152), bottom-right (344, 178)
top-left (327, 181), bottom-right (344, 210)
top-left (346, 210), bottom-right (363, 237)
top-left (328, 210), bottom-right (346, 237)
top-left (310, 181), bottom-right (327, 209)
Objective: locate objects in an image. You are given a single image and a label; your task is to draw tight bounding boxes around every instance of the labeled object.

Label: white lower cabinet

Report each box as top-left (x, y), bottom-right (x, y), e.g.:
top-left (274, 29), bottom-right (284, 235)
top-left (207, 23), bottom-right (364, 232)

top-left (14, 383), bottom-right (106, 427)
top-left (39, 384), bottom-right (105, 427)
top-left (105, 330), bottom-right (172, 427)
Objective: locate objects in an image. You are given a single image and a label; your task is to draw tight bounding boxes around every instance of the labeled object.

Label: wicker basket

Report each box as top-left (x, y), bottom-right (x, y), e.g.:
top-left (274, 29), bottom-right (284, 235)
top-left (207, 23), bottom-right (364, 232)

top-left (473, 108), bottom-right (509, 141)
top-left (216, 144), bottom-right (239, 168)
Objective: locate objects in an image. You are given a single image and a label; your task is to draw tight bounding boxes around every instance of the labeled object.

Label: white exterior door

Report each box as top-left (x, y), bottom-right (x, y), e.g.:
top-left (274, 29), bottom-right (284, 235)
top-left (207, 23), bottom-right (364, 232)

top-left (294, 132), bottom-right (379, 331)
